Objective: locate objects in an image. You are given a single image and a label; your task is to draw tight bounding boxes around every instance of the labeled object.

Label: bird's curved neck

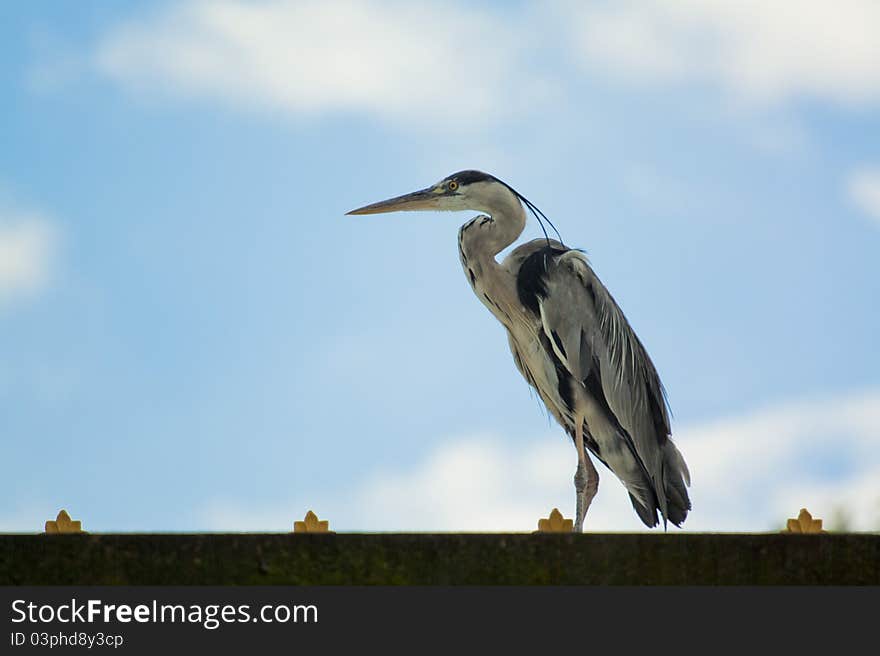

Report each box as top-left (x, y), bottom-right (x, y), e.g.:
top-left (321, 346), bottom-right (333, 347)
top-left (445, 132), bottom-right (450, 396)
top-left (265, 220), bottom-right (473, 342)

top-left (466, 187), bottom-right (527, 260)
top-left (457, 188), bottom-right (528, 332)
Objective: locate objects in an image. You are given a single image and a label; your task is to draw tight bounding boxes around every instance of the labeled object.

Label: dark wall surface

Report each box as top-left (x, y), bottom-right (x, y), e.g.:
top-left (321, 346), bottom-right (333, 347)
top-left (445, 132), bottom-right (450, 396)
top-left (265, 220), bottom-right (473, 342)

top-left (2, 533), bottom-right (878, 585)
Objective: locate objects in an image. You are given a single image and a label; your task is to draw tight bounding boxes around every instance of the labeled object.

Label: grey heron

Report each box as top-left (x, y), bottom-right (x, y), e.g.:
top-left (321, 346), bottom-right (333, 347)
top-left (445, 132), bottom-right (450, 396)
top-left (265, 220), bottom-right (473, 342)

top-left (348, 171), bottom-right (691, 531)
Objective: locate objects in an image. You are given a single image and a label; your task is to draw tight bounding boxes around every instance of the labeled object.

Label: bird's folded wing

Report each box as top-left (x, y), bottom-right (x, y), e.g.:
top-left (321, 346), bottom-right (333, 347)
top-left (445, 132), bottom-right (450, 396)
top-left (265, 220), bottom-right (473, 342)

top-left (537, 250), bottom-right (674, 484)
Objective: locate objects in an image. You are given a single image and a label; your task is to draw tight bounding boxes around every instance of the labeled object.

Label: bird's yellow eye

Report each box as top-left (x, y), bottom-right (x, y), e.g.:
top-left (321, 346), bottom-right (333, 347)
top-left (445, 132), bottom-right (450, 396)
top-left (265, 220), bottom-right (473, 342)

top-left (448, 180), bottom-right (459, 192)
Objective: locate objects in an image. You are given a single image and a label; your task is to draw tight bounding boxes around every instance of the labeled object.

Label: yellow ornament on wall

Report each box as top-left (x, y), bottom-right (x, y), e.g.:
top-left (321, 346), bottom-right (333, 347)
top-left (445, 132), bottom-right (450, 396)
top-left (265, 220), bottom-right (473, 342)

top-left (44, 509), bottom-right (84, 534)
top-left (535, 508), bottom-right (573, 533)
top-left (783, 508), bottom-right (826, 534)
top-left (293, 510), bottom-right (333, 533)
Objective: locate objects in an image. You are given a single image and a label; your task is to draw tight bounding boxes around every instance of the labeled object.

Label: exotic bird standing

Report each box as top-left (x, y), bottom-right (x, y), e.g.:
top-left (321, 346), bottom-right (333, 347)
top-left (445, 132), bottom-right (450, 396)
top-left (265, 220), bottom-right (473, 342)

top-left (348, 171), bottom-right (691, 531)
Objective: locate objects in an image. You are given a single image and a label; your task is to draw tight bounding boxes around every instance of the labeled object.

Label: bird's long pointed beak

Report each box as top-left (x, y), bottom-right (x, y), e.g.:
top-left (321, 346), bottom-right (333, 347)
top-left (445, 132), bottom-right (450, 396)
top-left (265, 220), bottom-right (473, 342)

top-left (346, 187), bottom-right (440, 215)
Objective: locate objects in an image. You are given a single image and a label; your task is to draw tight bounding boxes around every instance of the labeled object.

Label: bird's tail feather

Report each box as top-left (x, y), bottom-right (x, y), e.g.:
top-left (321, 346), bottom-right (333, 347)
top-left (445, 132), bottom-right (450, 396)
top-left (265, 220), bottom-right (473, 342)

top-left (625, 441), bottom-right (691, 529)
top-left (660, 441), bottom-right (691, 527)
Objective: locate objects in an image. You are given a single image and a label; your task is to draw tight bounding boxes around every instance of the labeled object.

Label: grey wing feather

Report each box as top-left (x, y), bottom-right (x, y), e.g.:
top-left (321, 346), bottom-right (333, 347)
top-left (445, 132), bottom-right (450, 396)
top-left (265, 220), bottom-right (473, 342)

top-left (538, 250), bottom-right (691, 526)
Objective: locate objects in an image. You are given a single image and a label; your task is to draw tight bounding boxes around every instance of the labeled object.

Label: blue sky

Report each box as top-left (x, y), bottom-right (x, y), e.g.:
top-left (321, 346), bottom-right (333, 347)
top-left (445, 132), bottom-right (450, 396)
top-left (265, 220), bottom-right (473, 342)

top-left (2, 0), bottom-right (879, 532)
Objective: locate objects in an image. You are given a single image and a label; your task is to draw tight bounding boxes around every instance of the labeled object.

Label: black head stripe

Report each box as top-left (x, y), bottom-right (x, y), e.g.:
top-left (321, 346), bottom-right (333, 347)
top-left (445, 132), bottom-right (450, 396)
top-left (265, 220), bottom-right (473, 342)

top-left (447, 170), bottom-right (497, 186)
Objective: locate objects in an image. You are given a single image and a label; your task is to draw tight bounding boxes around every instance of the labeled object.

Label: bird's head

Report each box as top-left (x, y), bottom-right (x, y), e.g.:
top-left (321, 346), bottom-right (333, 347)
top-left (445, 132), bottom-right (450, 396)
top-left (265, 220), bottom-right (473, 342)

top-left (347, 170), bottom-right (562, 245)
top-left (346, 170), bottom-right (509, 216)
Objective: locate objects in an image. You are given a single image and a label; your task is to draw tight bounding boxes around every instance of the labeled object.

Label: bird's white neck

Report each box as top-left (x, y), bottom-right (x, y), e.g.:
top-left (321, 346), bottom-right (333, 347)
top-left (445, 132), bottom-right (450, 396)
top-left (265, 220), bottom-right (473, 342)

top-left (462, 185), bottom-right (527, 260)
top-left (457, 186), bottom-right (528, 332)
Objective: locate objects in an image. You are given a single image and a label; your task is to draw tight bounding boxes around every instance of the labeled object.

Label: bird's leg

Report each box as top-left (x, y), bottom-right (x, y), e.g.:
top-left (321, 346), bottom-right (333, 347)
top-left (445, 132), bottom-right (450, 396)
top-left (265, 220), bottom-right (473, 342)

top-left (573, 418), bottom-right (599, 532)
top-left (574, 464), bottom-right (587, 531)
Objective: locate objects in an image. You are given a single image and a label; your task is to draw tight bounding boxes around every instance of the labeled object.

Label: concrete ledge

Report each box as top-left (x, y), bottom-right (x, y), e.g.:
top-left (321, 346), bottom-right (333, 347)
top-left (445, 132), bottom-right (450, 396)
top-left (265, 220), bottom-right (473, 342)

top-left (2, 533), bottom-right (879, 585)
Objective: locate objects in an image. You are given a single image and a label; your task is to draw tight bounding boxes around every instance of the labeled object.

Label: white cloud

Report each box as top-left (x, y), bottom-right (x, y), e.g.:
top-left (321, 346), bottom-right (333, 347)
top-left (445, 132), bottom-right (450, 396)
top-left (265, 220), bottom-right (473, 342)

top-left (203, 388), bottom-right (880, 533)
top-left (88, 0), bottom-right (880, 129)
top-left (565, 0), bottom-right (880, 108)
top-left (93, 0), bottom-right (545, 126)
top-left (0, 210), bottom-right (57, 306)
top-left (356, 438), bottom-right (575, 531)
top-left (677, 389), bottom-right (880, 531)
top-left (846, 167), bottom-right (880, 226)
